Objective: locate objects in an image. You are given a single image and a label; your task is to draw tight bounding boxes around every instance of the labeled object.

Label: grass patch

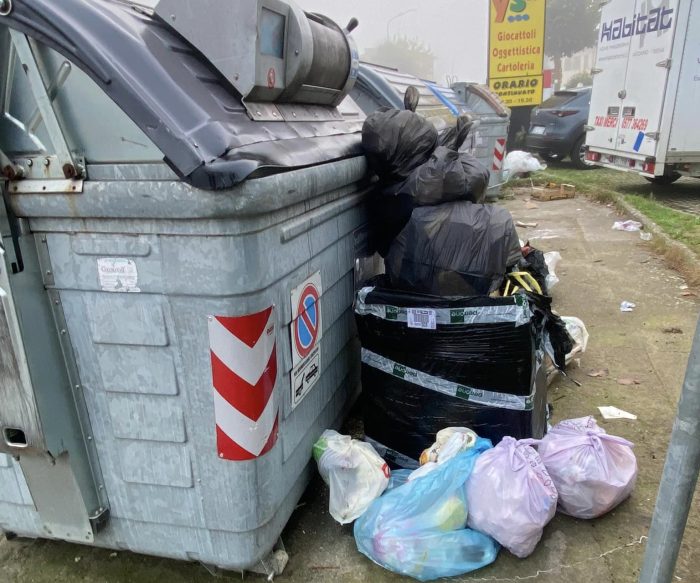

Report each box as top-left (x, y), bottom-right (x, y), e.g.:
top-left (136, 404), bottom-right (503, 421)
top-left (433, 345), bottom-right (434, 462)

top-left (623, 194), bottom-right (700, 256)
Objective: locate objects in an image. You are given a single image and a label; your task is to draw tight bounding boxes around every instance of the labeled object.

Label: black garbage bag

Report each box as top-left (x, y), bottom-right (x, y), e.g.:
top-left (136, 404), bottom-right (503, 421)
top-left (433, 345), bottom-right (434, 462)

top-left (438, 114), bottom-right (475, 151)
top-left (518, 246), bottom-right (549, 294)
top-left (385, 202), bottom-right (522, 296)
top-left (367, 191), bottom-right (414, 257)
top-left (525, 292), bottom-right (574, 370)
top-left (402, 146), bottom-right (490, 205)
top-left (362, 108), bottom-right (439, 182)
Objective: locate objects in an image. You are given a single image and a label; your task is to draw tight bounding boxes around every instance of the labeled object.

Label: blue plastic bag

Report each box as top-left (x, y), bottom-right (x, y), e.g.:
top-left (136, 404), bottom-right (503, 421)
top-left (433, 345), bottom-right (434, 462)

top-left (354, 437), bottom-right (499, 581)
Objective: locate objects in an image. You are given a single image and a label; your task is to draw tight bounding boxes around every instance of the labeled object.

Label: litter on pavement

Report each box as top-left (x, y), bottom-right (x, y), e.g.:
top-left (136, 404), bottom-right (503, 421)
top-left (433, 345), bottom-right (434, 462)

top-left (598, 406), bottom-right (639, 420)
top-left (503, 150), bottom-right (547, 181)
top-left (531, 183), bottom-right (576, 201)
top-left (621, 301), bottom-right (637, 312)
top-left (613, 220), bottom-right (643, 232)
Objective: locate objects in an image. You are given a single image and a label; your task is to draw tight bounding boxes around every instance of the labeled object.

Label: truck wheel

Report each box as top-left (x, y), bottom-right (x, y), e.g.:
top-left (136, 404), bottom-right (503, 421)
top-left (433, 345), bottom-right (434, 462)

top-left (645, 172), bottom-right (681, 185)
top-left (570, 136), bottom-right (595, 170)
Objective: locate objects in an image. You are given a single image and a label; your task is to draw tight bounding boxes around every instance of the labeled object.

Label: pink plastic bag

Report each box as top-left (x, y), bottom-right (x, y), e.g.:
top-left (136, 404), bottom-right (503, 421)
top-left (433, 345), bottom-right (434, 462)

top-left (466, 437), bottom-right (558, 558)
top-left (538, 417), bottom-right (637, 519)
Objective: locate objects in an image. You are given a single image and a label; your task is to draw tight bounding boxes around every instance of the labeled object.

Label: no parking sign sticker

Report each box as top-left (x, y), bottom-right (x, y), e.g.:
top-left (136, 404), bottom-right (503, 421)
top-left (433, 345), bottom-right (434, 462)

top-left (290, 272), bottom-right (322, 410)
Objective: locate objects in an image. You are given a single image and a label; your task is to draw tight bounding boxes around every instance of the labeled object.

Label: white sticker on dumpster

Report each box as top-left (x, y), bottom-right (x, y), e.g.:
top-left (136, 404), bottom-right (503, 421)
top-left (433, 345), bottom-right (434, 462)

top-left (290, 272), bottom-right (323, 409)
top-left (97, 258), bottom-right (140, 293)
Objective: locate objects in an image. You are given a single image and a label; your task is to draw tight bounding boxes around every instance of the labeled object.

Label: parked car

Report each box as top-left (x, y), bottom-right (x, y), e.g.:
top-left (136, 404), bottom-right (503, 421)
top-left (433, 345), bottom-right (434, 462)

top-left (525, 87), bottom-right (593, 169)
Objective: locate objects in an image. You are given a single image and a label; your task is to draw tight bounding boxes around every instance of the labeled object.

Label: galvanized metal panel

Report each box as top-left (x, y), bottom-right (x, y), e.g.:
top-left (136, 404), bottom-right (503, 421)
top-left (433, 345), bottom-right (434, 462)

top-left (107, 394), bottom-right (186, 443)
top-left (97, 346), bottom-right (178, 396)
top-left (117, 441), bottom-right (193, 489)
top-left (87, 295), bottom-right (168, 347)
top-left (0, 246), bottom-right (45, 452)
top-left (0, 456), bottom-right (26, 505)
top-left (19, 453), bottom-right (94, 543)
top-left (33, 42), bottom-right (162, 163)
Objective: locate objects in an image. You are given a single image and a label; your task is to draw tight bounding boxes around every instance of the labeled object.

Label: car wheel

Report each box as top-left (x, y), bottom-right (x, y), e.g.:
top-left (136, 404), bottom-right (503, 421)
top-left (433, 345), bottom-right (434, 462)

top-left (570, 136), bottom-right (595, 170)
top-left (645, 172), bottom-right (681, 185)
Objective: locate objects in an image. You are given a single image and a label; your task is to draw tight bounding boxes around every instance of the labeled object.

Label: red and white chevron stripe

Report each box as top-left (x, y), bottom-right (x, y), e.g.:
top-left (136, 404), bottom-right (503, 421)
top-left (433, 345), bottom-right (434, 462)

top-left (492, 138), bottom-right (507, 171)
top-left (208, 307), bottom-right (278, 461)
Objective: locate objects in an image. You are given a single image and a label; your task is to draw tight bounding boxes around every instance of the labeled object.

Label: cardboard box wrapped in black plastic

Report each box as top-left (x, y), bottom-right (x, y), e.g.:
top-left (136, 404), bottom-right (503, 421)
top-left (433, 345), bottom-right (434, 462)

top-left (355, 284), bottom-right (566, 468)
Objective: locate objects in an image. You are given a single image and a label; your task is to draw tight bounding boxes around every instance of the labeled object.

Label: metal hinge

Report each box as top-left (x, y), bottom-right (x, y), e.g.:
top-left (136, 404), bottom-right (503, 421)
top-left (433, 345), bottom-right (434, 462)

top-left (591, 68), bottom-right (603, 76)
top-left (7, 31), bottom-right (85, 182)
top-left (646, 132), bottom-right (661, 140)
top-left (656, 59), bottom-right (672, 69)
top-left (7, 178), bottom-right (84, 194)
top-left (584, 125), bottom-right (595, 132)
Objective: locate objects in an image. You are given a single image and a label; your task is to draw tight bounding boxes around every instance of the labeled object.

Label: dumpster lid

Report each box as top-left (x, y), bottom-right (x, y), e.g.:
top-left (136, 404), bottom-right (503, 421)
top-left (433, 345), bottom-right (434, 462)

top-left (451, 82), bottom-right (510, 118)
top-left (1, 0), bottom-right (365, 190)
top-left (357, 63), bottom-right (455, 125)
top-left (425, 84), bottom-right (472, 117)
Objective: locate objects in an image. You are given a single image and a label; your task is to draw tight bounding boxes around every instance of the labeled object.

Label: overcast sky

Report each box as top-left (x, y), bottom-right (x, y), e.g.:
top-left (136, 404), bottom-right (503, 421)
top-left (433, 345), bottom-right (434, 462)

top-left (298, 0), bottom-right (489, 83)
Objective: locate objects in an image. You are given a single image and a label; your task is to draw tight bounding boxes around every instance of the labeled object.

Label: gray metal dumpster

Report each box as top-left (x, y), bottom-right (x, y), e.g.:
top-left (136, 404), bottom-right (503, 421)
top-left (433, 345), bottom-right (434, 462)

top-left (350, 62), bottom-right (458, 132)
top-left (451, 82), bottom-right (511, 197)
top-left (0, 0), bottom-right (368, 574)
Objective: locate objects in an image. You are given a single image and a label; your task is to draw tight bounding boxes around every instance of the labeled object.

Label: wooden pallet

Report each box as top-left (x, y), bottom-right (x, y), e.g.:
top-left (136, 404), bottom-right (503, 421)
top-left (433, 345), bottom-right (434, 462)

top-left (531, 183), bottom-right (576, 201)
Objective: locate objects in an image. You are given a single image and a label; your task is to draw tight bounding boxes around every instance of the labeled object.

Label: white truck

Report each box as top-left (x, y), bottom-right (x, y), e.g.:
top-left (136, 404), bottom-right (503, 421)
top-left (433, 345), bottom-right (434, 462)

top-left (585, 0), bottom-right (700, 183)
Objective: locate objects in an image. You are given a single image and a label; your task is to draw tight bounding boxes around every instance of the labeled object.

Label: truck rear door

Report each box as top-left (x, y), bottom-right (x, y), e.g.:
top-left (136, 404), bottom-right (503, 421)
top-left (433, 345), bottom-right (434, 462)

top-left (587, 0), bottom-right (679, 160)
top-left (617, 0), bottom-right (679, 159)
top-left (587, 0), bottom-right (635, 154)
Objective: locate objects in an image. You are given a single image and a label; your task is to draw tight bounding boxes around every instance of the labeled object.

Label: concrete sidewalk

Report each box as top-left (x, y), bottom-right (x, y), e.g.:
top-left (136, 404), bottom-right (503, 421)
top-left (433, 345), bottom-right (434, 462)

top-left (2, 193), bottom-right (700, 582)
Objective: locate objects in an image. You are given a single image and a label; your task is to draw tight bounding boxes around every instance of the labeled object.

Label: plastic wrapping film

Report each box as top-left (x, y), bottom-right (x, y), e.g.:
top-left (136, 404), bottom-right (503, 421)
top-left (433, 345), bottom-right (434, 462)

top-left (356, 285), bottom-right (549, 465)
top-left (385, 202), bottom-right (523, 297)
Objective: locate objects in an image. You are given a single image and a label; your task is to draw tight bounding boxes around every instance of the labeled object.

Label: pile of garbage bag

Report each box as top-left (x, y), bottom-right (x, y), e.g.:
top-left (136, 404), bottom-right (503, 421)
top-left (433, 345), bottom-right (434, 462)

top-left (313, 422), bottom-right (638, 580)
top-left (308, 102), bottom-right (612, 580)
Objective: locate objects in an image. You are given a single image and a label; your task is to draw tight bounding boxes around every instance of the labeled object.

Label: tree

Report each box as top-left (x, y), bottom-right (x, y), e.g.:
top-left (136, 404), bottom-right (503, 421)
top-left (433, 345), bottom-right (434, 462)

top-left (362, 36), bottom-right (436, 81)
top-left (545, 0), bottom-right (599, 88)
top-left (565, 71), bottom-right (593, 89)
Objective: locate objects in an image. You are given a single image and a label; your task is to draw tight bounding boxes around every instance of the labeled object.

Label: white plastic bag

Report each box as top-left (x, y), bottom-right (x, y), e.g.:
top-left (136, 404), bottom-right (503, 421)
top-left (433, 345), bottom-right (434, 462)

top-left (538, 417), bottom-right (637, 519)
top-left (313, 430), bottom-right (390, 524)
top-left (466, 437), bottom-right (558, 558)
top-left (544, 251), bottom-right (561, 291)
top-left (410, 428), bottom-right (478, 481)
top-left (419, 427), bottom-right (479, 465)
top-left (562, 316), bottom-right (589, 364)
top-left (612, 220), bottom-right (643, 232)
top-left (504, 151), bottom-right (547, 181)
